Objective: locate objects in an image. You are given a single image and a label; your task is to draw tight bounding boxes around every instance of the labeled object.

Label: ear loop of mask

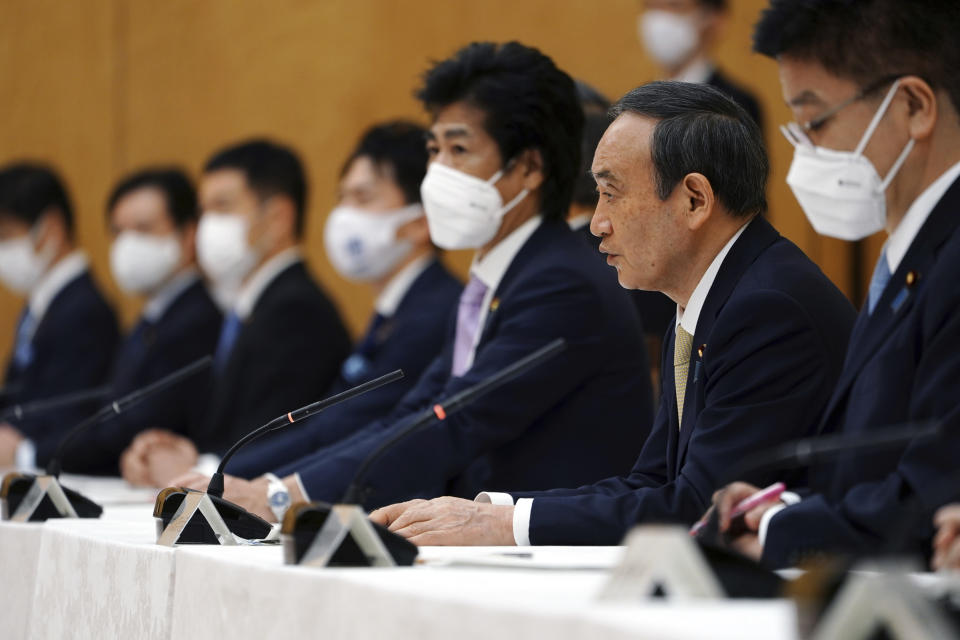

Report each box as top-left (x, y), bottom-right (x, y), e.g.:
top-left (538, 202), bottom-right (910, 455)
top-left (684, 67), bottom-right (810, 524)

top-left (487, 158), bottom-right (529, 216)
top-left (854, 79), bottom-right (915, 191)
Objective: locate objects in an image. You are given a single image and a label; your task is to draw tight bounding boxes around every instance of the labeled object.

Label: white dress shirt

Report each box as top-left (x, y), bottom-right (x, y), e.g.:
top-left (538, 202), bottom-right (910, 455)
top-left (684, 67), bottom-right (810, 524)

top-left (478, 220), bottom-right (751, 545)
top-left (15, 251), bottom-right (90, 470)
top-left (142, 269), bottom-right (201, 323)
top-left (759, 160), bottom-right (960, 547)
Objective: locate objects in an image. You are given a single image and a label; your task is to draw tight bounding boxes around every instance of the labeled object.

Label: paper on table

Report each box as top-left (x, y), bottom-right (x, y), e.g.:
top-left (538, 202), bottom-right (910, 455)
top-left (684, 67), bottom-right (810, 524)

top-left (417, 545), bottom-right (625, 570)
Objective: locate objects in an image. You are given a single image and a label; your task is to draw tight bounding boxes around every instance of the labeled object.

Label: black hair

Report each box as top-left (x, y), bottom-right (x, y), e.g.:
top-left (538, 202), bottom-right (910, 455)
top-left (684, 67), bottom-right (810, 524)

top-left (416, 41), bottom-right (584, 222)
top-left (204, 139), bottom-right (308, 237)
top-left (611, 81), bottom-right (767, 218)
top-left (341, 121), bottom-right (429, 205)
top-left (754, 0), bottom-right (960, 116)
top-left (0, 163), bottom-right (75, 237)
top-left (573, 112), bottom-right (611, 208)
top-left (107, 167), bottom-right (198, 228)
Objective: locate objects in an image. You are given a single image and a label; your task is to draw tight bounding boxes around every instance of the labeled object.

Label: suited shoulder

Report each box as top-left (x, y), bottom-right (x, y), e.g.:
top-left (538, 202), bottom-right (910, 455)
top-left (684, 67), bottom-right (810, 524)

top-left (742, 234), bottom-right (851, 310)
top-left (509, 221), bottom-right (625, 292)
top-left (54, 271), bottom-right (118, 330)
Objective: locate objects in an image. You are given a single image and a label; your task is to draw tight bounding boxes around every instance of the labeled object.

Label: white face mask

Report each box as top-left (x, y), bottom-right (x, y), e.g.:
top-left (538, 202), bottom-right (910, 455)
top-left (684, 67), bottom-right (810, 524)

top-left (783, 79), bottom-right (915, 241)
top-left (638, 10), bottom-right (700, 68)
top-left (196, 212), bottom-right (260, 285)
top-left (0, 222), bottom-right (53, 294)
top-left (420, 162), bottom-right (529, 250)
top-left (324, 203), bottom-right (423, 282)
top-left (110, 230), bottom-right (182, 295)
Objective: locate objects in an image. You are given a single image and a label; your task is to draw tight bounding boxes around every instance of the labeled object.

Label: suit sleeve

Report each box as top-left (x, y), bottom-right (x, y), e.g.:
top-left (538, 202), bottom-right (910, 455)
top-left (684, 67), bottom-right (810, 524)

top-left (289, 268), bottom-right (608, 507)
top-left (763, 287), bottom-right (960, 568)
top-left (523, 290), bottom-right (833, 545)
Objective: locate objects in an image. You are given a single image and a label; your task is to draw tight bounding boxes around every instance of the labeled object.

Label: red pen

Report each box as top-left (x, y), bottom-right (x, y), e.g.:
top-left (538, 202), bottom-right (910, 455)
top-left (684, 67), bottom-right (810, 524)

top-left (689, 482), bottom-right (786, 536)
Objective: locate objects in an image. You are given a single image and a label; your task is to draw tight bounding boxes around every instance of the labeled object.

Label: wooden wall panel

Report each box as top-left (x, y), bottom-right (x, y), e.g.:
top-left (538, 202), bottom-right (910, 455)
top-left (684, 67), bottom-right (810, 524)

top-left (0, 0), bottom-right (862, 368)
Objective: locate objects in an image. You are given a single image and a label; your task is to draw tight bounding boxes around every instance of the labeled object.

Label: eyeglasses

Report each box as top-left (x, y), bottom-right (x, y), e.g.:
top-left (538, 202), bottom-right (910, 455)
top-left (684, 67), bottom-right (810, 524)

top-left (781, 74), bottom-right (903, 148)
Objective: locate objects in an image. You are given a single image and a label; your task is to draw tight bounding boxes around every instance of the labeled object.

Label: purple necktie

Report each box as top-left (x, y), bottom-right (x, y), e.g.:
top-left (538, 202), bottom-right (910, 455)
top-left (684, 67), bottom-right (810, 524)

top-left (452, 275), bottom-right (488, 376)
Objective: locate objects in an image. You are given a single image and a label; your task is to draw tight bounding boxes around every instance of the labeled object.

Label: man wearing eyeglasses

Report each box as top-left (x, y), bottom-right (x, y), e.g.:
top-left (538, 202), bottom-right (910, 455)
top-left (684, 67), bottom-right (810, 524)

top-left (708, 0), bottom-right (960, 568)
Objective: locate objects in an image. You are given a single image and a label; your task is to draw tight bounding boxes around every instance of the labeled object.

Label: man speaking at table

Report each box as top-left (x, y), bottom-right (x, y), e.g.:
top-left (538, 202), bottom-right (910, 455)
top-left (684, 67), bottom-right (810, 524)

top-left (370, 81), bottom-right (856, 547)
top-left (173, 41), bottom-right (654, 520)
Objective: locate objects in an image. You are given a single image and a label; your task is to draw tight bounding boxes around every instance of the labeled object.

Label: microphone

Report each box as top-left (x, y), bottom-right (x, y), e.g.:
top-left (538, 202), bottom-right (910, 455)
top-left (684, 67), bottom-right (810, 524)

top-left (153, 369), bottom-right (404, 545)
top-left (725, 420), bottom-right (941, 485)
top-left (342, 338), bottom-right (567, 504)
top-left (283, 338), bottom-right (567, 568)
top-left (207, 369), bottom-right (406, 497)
top-left (0, 386), bottom-right (109, 422)
top-left (1, 357), bottom-right (213, 522)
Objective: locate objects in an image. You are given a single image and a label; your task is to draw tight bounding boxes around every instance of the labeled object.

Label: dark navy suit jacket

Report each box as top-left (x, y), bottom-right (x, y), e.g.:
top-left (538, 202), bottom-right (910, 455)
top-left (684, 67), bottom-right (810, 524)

top-left (194, 261), bottom-right (352, 454)
top-left (2, 271), bottom-right (119, 466)
top-left (227, 259), bottom-right (462, 478)
top-left (763, 177), bottom-right (960, 568)
top-left (509, 217), bottom-right (856, 545)
top-left (278, 219), bottom-right (655, 509)
top-left (58, 278), bottom-right (222, 474)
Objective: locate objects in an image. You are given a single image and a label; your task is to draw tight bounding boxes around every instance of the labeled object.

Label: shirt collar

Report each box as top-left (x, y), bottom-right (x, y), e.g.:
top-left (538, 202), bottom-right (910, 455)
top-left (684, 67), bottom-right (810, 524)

top-left (671, 57), bottom-right (714, 85)
top-left (374, 255), bottom-right (433, 317)
top-left (470, 215), bottom-right (543, 293)
top-left (885, 160), bottom-right (960, 274)
top-left (676, 220), bottom-right (751, 336)
top-left (142, 269), bottom-right (201, 322)
top-left (234, 248), bottom-right (301, 319)
top-left (29, 251), bottom-right (88, 321)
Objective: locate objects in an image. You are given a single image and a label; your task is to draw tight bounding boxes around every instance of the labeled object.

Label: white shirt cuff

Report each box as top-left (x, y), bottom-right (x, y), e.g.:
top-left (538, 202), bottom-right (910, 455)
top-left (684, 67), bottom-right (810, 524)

top-left (293, 473), bottom-right (310, 502)
top-left (758, 491), bottom-right (800, 547)
top-left (475, 491), bottom-right (515, 506)
top-left (15, 439), bottom-right (36, 471)
top-left (512, 498), bottom-right (533, 546)
top-left (193, 453), bottom-right (221, 476)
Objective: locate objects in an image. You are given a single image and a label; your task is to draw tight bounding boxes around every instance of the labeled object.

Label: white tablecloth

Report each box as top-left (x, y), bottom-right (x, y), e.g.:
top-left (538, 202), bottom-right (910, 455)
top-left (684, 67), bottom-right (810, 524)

top-left (0, 477), bottom-right (804, 640)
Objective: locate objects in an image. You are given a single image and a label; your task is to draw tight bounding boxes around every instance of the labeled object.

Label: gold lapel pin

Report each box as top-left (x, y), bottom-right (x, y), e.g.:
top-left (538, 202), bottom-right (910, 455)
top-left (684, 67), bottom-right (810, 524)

top-left (490, 298), bottom-right (500, 312)
top-left (698, 344), bottom-right (706, 358)
top-left (905, 270), bottom-right (918, 287)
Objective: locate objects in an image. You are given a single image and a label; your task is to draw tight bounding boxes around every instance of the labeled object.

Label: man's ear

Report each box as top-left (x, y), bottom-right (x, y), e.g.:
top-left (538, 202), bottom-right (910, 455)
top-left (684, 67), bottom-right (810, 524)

top-left (518, 148), bottom-right (545, 192)
top-left (263, 195), bottom-right (298, 244)
top-left (678, 173), bottom-right (715, 231)
top-left (901, 75), bottom-right (937, 142)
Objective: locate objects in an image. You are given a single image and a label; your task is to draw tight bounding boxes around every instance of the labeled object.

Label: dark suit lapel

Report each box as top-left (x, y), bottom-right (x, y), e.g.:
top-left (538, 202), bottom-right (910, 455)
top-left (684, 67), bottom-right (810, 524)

top-left (675, 217), bottom-right (780, 469)
top-left (820, 178), bottom-right (960, 427)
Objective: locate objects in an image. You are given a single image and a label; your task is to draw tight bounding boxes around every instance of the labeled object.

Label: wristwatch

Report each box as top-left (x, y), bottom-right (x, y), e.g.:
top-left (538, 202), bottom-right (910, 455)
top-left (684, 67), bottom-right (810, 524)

top-left (265, 473), bottom-right (291, 522)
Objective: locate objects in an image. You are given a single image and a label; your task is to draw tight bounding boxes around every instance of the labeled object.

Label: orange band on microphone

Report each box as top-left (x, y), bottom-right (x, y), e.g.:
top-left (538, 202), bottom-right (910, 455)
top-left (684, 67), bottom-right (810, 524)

top-left (433, 404), bottom-right (447, 420)
top-left (287, 412), bottom-right (294, 423)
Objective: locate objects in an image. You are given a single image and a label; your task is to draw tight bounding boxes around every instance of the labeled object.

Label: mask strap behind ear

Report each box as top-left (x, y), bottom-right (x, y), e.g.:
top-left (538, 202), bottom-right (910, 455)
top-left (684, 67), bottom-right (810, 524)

top-left (880, 138), bottom-right (916, 191)
top-left (854, 78), bottom-right (903, 157)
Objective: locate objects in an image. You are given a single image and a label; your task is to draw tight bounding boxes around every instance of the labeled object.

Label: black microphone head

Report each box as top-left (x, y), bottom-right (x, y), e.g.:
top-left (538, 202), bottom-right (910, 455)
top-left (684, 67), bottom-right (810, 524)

top-left (280, 501), bottom-right (418, 567)
top-left (153, 487), bottom-right (272, 543)
top-left (1, 473), bottom-right (102, 521)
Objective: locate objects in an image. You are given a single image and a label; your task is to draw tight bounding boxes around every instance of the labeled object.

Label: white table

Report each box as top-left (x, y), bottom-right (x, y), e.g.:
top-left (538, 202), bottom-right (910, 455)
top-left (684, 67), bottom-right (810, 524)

top-left (0, 477), bottom-right (803, 640)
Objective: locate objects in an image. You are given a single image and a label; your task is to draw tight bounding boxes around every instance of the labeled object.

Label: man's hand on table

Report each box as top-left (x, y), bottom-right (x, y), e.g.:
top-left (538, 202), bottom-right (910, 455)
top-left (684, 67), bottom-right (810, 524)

top-left (0, 422), bottom-right (24, 467)
top-left (370, 496), bottom-right (515, 546)
top-left (120, 429), bottom-right (197, 487)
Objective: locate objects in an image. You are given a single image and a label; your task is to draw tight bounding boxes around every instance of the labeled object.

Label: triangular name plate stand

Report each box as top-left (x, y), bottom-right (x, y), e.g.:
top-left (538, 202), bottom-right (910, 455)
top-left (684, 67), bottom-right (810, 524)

top-left (296, 504), bottom-right (396, 568)
top-left (812, 563), bottom-right (956, 640)
top-left (7, 475), bottom-right (78, 522)
top-left (599, 525), bottom-right (725, 600)
top-left (156, 491), bottom-right (238, 546)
